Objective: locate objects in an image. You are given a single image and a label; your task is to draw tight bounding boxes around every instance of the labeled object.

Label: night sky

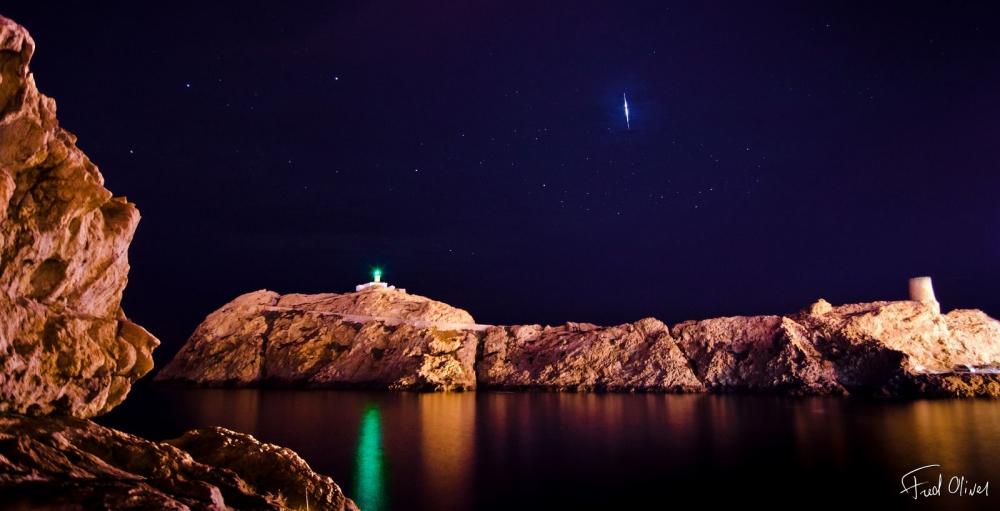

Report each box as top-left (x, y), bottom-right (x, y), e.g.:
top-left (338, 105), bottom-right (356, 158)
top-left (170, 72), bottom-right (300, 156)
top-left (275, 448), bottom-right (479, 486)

top-left (6, 2), bottom-right (1000, 365)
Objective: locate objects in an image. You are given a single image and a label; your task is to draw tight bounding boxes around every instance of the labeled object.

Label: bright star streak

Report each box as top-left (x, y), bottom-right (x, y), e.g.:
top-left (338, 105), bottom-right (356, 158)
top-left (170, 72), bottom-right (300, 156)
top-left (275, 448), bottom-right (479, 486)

top-left (624, 93), bottom-right (630, 130)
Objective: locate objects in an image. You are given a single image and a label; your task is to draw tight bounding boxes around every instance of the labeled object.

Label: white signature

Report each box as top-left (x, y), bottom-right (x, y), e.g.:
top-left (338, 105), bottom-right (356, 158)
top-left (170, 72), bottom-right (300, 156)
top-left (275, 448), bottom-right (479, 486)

top-left (900, 465), bottom-right (989, 499)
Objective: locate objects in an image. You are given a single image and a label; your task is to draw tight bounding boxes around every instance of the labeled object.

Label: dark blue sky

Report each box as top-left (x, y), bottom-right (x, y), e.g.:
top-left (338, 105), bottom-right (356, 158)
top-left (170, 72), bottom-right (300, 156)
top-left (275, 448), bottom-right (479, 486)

top-left (6, 2), bottom-right (1000, 364)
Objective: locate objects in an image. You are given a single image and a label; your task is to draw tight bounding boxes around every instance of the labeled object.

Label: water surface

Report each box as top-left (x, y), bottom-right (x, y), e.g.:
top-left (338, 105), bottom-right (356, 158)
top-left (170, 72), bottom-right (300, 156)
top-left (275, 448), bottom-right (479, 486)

top-left (98, 386), bottom-right (1000, 510)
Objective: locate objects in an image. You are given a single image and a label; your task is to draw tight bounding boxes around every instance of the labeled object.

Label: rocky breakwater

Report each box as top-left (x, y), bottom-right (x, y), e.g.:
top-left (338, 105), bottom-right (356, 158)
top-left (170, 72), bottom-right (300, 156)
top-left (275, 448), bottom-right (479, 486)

top-left (0, 15), bottom-right (356, 510)
top-left (671, 298), bottom-right (1000, 396)
top-left (478, 319), bottom-right (704, 392)
top-left (481, 295), bottom-right (1000, 396)
top-left (162, 286), bottom-right (1000, 396)
top-left (156, 287), bottom-right (482, 390)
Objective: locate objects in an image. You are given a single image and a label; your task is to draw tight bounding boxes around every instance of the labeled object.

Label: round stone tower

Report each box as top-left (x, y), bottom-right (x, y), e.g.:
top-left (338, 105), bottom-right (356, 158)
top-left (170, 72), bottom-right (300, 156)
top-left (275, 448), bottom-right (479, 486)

top-left (909, 276), bottom-right (940, 314)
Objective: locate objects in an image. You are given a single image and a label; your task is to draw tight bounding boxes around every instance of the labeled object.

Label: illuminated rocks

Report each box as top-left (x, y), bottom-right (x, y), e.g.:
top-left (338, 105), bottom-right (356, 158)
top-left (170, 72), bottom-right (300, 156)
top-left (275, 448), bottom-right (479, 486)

top-left (0, 416), bottom-right (359, 511)
top-left (786, 300), bottom-right (1000, 396)
top-left (154, 290), bottom-right (279, 386)
top-left (0, 15), bottom-right (158, 418)
top-left (0, 15), bottom-right (357, 509)
top-left (275, 286), bottom-right (473, 323)
top-left (672, 315), bottom-right (844, 394)
top-left (478, 319), bottom-right (704, 392)
top-left (156, 287), bottom-right (481, 390)
top-left (672, 300), bottom-right (1000, 396)
top-left (161, 289), bottom-right (1000, 396)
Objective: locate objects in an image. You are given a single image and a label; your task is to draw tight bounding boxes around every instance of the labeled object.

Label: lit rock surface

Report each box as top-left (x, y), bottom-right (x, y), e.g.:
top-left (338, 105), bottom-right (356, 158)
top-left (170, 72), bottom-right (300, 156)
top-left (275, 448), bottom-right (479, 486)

top-left (673, 299), bottom-right (1000, 396)
top-left (672, 314), bottom-right (843, 394)
top-left (787, 300), bottom-right (1000, 395)
top-left (0, 415), bottom-right (358, 511)
top-left (478, 319), bottom-right (704, 392)
top-left (154, 290), bottom-right (279, 386)
top-left (157, 287), bottom-right (480, 390)
top-left (277, 288), bottom-right (474, 323)
top-left (0, 15), bottom-right (158, 418)
top-left (0, 15), bottom-right (357, 511)
top-left (161, 291), bottom-right (1000, 396)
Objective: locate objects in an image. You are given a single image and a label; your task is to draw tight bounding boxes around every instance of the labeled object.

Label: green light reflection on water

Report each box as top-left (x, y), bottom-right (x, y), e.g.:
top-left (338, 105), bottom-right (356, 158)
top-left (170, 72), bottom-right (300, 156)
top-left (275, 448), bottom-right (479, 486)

top-left (354, 403), bottom-right (387, 511)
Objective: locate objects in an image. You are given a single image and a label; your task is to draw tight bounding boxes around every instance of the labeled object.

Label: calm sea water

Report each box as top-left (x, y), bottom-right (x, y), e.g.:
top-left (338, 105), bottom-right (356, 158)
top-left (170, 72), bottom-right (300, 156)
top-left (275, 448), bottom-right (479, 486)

top-left (96, 385), bottom-right (1000, 511)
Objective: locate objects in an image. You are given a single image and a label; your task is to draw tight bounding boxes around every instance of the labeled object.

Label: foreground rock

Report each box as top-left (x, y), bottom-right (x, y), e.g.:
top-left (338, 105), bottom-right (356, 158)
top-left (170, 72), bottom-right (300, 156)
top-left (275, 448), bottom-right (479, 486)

top-left (0, 415), bottom-right (358, 511)
top-left (156, 287), bottom-right (480, 390)
top-left (161, 290), bottom-right (1000, 396)
top-left (0, 16), bottom-right (158, 418)
top-left (0, 15), bottom-right (357, 510)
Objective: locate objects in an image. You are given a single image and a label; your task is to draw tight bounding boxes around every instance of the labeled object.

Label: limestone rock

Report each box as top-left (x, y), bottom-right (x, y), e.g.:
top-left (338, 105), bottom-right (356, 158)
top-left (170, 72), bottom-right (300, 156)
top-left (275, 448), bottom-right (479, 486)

top-left (788, 300), bottom-right (1000, 394)
top-left (910, 373), bottom-right (1000, 397)
top-left (672, 301), bottom-right (1000, 396)
top-left (159, 289), bottom-right (1000, 397)
top-left (154, 290), bottom-right (279, 385)
top-left (673, 315), bottom-right (844, 394)
top-left (0, 16), bottom-right (357, 511)
top-left (302, 321), bottom-right (478, 391)
top-left (277, 286), bottom-right (474, 323)
top-left (0, 15), bottom-right (158, 418)
top-left (0, 415), bottom-right (358, 511)
top-left (478, 318), bottom-right (704, 392)
top-left (802, 298), bottom-right (833, 316)
top-left (157, 288), bottom-right (479, 390)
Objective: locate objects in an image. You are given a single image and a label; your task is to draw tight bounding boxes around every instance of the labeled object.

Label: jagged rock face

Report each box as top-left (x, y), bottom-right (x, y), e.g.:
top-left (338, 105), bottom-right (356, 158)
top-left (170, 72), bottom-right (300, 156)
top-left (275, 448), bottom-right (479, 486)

top-left (794, 300), bottom-right (1000, 373)
top-left (269, 316), bottom-right (480, 391)
top-left (912, 373), bottom-right (1000, 397)
top-left (0, 416), bottom-right (358, 511)
top-left (155, 290), bottom-right (279, 385)
top-left (670, 299), bottom-right (1000, 396)
top-left (673, 315), bottom-right (845, 394)
top-left (156, 288), bottom-right (479, 390)
top-left (160, 291), bottom-right (1000, 396)
top-left (478, 319), bottom-right (704, 392)
top-left (0, 16), bottom-right (158, 418)
top-left (788, 300), bottom-right (1000, 394)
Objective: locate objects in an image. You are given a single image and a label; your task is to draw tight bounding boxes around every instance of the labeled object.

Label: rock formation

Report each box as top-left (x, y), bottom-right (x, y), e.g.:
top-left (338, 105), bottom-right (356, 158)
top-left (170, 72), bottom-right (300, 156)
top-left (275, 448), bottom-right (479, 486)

top-left (156, 287), bottom-right (480, 390)
top-left (672, 314), bottom-right (844, 394)
top-left (478, 319), bottom-right (704, 392)
top-left (0, 16), bottom-right (158, 419)
top-left (0, 15), bottom-right (357, 510)
top-left (0, 416), bottom-right (357, 511)
top-left (788, 299), bottom-right (1000, 395)
top-left (669, 299), bottom-right (1000, 395)
top-left (276, 289), bottom-right (474, 323)
top-left (160, 290), bottom-right (1000, 397)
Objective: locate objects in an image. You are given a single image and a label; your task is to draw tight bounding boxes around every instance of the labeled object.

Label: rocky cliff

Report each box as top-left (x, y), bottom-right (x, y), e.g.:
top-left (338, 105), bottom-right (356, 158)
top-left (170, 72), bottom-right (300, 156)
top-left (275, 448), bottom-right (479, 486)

top-left (0, 16), bottom-right (158, 419)
top-left (160, 291), bottom-right (1000, 397)
top-left (0, 15), bottom-right (357, 510)
top-left (156, 287), bottom-right (480, 391)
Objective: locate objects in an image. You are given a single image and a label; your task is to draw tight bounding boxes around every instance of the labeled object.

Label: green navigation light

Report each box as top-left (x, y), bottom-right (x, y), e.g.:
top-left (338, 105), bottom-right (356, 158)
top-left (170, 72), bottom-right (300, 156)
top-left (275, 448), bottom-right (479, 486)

top-left (354, 403), bottom-right (387, 511)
